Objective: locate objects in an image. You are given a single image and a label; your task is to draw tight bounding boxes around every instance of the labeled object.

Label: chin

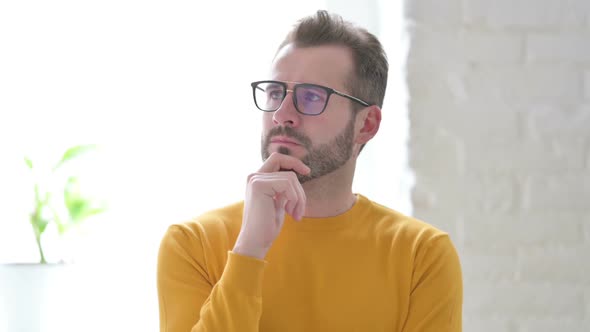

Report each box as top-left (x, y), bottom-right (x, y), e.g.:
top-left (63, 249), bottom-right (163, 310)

top-left (269, 146), bottom-right (306, 159)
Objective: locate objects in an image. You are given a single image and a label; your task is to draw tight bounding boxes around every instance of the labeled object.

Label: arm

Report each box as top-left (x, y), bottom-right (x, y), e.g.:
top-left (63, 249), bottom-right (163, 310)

top-left (157, 152), bottom-right (309, 331)
top-left (157, 225), bottom-right (266, 332)
top-left (401, 234), bottom-right (463, 332)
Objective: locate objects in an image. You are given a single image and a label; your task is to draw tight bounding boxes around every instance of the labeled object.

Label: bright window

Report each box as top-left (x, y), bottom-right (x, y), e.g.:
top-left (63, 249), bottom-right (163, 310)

top-left (0, 1), bottom-right (408, 330)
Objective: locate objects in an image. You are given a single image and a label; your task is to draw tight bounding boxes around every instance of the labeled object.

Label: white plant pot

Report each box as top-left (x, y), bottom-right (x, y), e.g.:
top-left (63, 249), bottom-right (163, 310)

top-left (0, 263), bottom-right (80, 332)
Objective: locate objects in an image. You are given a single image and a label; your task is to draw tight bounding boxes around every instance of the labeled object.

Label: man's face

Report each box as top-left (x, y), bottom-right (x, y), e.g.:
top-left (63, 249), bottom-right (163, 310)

top-left (260, 44), bottom-right (358, 183)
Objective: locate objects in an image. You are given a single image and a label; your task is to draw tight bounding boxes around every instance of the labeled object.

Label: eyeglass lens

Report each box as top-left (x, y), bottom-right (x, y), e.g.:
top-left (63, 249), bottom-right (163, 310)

top-left (254, 82), bottom-right (329, 115)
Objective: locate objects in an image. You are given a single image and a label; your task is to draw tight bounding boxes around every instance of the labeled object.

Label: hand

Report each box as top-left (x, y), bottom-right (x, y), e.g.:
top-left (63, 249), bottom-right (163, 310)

top-left (233, 152), bottom-right (310, 260)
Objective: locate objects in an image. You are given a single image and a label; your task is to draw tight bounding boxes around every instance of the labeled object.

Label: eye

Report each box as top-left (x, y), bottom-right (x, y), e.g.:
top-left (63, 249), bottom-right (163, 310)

top-left (302, 90), bottom-right (323, 103)
top-left (263, 84), bottom-right (284, 100)
top-left (268, 89), bottom-right (284, 100)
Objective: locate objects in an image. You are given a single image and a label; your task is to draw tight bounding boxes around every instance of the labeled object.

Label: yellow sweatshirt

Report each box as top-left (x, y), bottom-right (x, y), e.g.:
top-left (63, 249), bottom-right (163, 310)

top-left (157, 194), bottom-right (462, 332)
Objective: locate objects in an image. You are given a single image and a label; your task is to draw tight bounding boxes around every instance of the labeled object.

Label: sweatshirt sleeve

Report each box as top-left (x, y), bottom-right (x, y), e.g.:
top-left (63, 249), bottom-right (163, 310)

top-left (157, 224), bottom-right (267, 332)
top-left (401, 234), bottom-right (463, 332)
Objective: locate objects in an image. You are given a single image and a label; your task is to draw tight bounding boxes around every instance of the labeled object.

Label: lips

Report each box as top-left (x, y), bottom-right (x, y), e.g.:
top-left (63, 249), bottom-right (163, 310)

top-left (270, 136), bottom-right (300, 146)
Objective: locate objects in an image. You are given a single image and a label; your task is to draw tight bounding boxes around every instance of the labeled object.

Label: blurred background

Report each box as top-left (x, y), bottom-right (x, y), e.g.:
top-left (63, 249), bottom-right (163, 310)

top-left (0, 0), bottom-right (588, 331)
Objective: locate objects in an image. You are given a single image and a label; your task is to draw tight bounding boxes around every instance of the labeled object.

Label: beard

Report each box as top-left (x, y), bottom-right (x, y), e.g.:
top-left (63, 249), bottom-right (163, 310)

top-left (261, 118), bottom-right (355, 183)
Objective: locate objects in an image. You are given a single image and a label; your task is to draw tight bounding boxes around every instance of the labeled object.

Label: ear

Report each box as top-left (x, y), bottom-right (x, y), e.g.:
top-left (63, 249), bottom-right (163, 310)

top-left (355, 105), bottom-right (381, 145)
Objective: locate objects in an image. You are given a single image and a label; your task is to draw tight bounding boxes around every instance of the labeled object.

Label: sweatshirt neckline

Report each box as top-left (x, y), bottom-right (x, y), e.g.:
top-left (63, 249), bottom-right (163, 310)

top-left (283, 194), bottom-right (370, 232)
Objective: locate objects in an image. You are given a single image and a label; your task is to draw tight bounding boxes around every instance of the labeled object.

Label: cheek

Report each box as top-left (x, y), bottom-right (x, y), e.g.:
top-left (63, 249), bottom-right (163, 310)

top-left (306, 123), bottom-right (336, 144)
top-left (315, 114), bottom-right (350, 139)
top-left (262, 113), bottom-right (274, 127)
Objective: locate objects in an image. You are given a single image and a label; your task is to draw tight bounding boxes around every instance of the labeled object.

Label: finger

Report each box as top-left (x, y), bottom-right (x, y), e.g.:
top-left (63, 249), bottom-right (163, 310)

top-left (288, 170), bottom-right (306, 219)
top-left (284, 199), bottom-right (295, 218)
top-left (276, 206), bottom-right (286, 227)
top-left (274, 175), bottom-right (301, 205)
top-left (273, 195), bottom-right (287, 226)
top-left (248, 173), bottom-right (304, 219)
top-left (274, 174), bottom-right (303, 219)
top-left (291, 178), bottom-right (306, 221)
top-left (259, 152), bottom-right (311, 175)
top-left (275, 171), bottom-right (305, 220)
top-left (251, 173), bottom-right (298, 192)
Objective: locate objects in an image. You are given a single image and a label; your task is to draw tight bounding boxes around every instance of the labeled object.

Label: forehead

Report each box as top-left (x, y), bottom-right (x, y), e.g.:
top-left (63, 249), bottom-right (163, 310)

top-left (270, 44), bottom-right (354, 91)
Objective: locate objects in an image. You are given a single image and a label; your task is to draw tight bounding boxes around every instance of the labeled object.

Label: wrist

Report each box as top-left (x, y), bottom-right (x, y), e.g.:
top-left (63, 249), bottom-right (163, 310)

top-left (232, 243), bottom-right (268, 260)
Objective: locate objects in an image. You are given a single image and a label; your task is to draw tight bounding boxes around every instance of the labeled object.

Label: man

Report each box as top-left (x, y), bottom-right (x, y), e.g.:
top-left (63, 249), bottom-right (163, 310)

top-left (157, 10), bottom-right (462, 332)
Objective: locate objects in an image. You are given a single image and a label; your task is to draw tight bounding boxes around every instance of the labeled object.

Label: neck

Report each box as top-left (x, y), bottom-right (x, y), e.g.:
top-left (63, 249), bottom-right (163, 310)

top-left (301, 160), bottom-right (358, 218)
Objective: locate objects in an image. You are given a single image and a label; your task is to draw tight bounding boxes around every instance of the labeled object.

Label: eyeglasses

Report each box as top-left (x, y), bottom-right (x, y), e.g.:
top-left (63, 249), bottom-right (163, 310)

top-left (251, 80), bottom-right (370, 116)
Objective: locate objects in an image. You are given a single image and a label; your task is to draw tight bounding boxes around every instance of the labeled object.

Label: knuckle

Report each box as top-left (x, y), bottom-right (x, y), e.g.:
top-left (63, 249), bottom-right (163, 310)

top-left (248, 174), bottom-right (263, 185)
top-left (247, 173), bottom-right (260, 184)
top-left (286, 171), bottom-right (299, 181)
top-left (247, 173), bottom-right (265, 185)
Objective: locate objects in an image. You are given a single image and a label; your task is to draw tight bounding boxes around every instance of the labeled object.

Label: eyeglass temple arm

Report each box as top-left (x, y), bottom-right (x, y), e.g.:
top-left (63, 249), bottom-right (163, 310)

top-left (333, 91), bottom-right (370, 106)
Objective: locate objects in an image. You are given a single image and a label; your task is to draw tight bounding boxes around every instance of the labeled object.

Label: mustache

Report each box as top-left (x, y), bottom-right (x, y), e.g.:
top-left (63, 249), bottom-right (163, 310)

top-left (265, 126), bottom-right (312, 148)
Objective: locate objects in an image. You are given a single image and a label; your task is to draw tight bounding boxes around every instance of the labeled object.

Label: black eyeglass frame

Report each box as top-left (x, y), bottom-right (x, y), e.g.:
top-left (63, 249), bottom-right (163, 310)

top-left (251, 80), bottom-right (371, 116)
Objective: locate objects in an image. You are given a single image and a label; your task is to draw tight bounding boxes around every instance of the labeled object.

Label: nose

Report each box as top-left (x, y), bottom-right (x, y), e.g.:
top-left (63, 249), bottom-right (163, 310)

top-left (272, 90), bottom-right (301, 127)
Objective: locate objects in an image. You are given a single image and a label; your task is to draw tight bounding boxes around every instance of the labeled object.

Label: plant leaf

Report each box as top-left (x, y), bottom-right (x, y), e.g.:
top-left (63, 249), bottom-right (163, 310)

top-left (24, 157), bottom-right (34, 169)
top-left (50, 207), bottom-right (68, 235)
top-left (30, 204), bottom-right (50, 237)
top-left (52, 144), bottom-right (97, 172)
top-left (64, 176), bottom-right (105, 224)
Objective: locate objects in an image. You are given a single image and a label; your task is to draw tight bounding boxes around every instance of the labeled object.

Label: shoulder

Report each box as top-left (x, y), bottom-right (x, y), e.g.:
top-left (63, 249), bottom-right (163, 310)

top-left (161, 201), bottom-right (244, 251)
top-left (360, 202), bottom-right (464, 329)
top-left (362, 195), bottom-right (449, 241)
top-left (359, 195), bottom-right (458, 259)
top-left (361, 195), bottom-right (462, 283)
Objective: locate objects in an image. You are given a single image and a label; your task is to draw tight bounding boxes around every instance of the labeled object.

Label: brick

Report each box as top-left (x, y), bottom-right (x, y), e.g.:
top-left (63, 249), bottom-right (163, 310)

top-left (464, 137), bottom-right (586, 173)
top-left (406, 62), bottom-right (470, 102)
top-left (463, 317), bottom-right (515, 332)
top-left (462, 31), bottom-right (524, 64)
top-left (409, 127), bottom-right (465, 175)
top-left (526, 174), bottom-right (590, 211)
top-left (410, 99), bottom-right (521, 144)
top-left (407, 27), bottom-right (462, 64)
top-left (517, 245), bottom-right (590, 284)
top-left (461, 252), bottom-right (518, 282)
top-left (413, 172), bottom-right (523, 215)
top-left (469, 173), bottom-right (522, 214)
top-left (464, 281), bottom-right (584, 319)
top-left (464, 66), bottom-right (581, 103)
top-left (464, 0), bottom-right (590, 28)
top-left (527, 104), bottom-right (590, 139)
top-left (463, 213), bottom-right (583, 254)
top-left (407, 28), bottom-right (524, 65)
top-left (410, 185), bottom-right (438, 213)
top-left (585, 71), bottom-right (590, 99)
top-left (527, 33), bottom-right (590, 63)
top-left (404, 0), bottom-right (461, 25)
top-left (518, 318), bottom-right (590, 332)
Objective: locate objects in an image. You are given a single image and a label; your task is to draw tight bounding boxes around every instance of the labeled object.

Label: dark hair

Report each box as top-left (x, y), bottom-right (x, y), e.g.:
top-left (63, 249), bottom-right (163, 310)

top-left (277, 10), bottom-right (389, 109)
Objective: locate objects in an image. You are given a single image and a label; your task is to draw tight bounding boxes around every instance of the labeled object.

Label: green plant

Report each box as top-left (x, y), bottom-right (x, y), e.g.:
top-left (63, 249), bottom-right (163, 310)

top-left (24, 144), bottom-right (106, 264)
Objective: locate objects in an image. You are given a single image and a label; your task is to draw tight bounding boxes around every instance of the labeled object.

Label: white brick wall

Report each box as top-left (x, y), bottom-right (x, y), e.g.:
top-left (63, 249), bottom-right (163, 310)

top-left (463, 0), bottom-right (590, 28)
top-left (405, 0), bottom-right (590, 330)
top-left (527, 33), bottom-right (590, 63)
